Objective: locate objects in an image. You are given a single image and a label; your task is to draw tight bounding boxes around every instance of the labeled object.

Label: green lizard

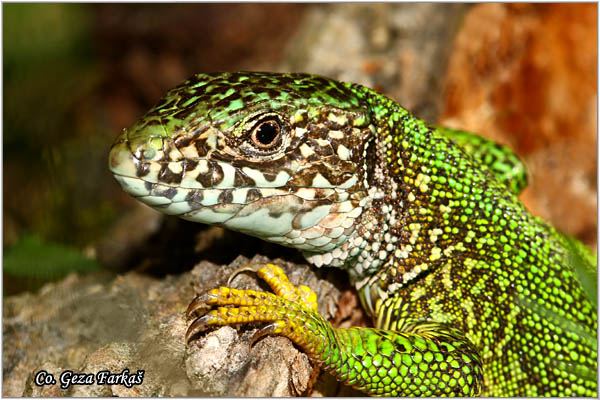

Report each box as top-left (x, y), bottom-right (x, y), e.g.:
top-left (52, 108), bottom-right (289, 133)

top-left (108, 72), bottom-right (597, 396)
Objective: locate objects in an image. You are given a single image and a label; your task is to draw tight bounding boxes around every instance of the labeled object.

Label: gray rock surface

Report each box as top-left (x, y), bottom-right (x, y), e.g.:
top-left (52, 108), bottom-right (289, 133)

top-left (278, 3), bottom-right (468, 122)
top-left (3, 255), bottom-right (342, 396)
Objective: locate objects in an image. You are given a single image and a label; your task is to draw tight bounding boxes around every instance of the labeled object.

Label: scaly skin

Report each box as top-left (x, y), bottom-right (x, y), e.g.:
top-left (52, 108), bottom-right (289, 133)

top-left (109, 72), bottom-right (597, 396)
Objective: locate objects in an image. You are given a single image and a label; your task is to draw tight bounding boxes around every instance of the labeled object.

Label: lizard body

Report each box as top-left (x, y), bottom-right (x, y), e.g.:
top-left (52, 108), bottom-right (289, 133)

top-left (109, 72), bottom-right (597, 396)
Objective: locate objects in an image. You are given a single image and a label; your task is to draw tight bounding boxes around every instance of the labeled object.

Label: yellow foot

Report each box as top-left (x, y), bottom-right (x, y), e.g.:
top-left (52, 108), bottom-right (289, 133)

top-left (185, 263), bottom-right (320, 346)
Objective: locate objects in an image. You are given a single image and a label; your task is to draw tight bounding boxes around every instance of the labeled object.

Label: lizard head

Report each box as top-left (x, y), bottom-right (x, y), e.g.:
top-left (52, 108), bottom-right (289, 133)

top-left (109, 72), bottom-right (377, 256)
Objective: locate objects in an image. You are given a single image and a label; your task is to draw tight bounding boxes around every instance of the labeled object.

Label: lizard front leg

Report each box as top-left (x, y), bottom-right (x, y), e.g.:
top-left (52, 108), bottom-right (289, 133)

top-left (186, 263), bottom-right (483, 396)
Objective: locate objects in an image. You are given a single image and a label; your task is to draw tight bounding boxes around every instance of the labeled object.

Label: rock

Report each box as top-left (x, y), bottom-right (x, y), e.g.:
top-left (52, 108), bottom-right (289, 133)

top-left (279, 3), bottom-right (469, 122)
top-left (3, 256), bottom-right (342, 397)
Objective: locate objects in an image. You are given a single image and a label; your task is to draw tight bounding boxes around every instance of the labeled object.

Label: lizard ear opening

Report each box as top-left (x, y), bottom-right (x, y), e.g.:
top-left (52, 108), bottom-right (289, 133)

top-left (364, 136), bottom-right (379, 189)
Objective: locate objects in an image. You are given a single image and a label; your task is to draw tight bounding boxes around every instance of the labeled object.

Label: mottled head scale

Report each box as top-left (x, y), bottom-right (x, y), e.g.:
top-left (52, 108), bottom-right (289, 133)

top-left (109, 72), bottom-right (381, 258)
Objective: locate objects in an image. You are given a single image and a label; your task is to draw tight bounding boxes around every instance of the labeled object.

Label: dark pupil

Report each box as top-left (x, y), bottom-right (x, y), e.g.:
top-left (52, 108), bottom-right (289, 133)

top-left (255, 121), bottom-right (279, 146)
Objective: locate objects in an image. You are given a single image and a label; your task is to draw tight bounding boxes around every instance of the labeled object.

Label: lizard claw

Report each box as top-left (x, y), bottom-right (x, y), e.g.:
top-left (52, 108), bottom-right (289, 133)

top-left (185, 314), bottom-right (212, 343)
top-left (186, 292), bottom-right (213, 317)
top-left (250, 320), bottom-right (286, 349)
top-left (227, 262), bottom-right (268, 286)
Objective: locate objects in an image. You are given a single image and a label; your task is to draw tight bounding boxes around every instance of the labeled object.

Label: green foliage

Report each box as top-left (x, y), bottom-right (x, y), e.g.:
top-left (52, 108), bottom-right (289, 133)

top-left (3, 4), bottom-right (119, 249)
top-left (3, 234), bottom-right (101, 281)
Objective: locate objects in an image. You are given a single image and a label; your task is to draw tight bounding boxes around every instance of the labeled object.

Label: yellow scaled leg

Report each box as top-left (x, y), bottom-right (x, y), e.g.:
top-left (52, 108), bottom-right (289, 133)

top-left (185, 263), bottom-right (321, 348)
top-left (185, 262), bottom-right (328, 394)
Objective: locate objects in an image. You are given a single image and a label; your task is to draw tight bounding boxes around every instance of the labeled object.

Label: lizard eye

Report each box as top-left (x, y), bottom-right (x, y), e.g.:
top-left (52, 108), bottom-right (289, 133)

top-left (250, 118), bottom-right (282, 150)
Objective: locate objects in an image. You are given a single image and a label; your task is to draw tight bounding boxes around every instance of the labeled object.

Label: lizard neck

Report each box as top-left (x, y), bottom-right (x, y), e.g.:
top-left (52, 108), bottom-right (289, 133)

top-left (318, 86), bottom-right (515, 315)
top-left (303, 87), bottom-right (412, 285)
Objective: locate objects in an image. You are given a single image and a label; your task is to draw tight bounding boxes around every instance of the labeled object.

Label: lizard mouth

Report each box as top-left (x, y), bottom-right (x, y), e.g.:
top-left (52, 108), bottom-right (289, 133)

top-left (112, 170), bottom-right (355, 223)
top-left (111, 157), bottom-right (362, 252)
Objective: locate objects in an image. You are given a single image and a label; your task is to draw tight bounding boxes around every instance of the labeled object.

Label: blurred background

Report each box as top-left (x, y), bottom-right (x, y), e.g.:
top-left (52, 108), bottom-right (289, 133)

top-left (3, 3), bottom-right (597, 296)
